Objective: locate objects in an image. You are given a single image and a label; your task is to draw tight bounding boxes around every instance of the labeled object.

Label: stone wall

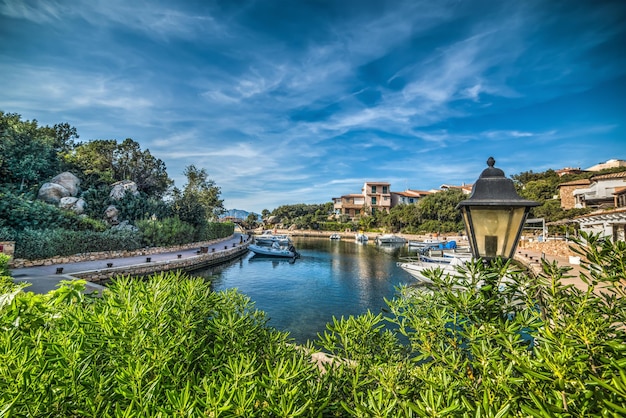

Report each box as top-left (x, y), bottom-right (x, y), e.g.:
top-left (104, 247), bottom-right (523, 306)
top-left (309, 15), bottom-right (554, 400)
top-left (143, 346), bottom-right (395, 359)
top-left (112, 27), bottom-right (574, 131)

top-left (9, 236), bottom-right (236, 269)
top-left (0, 241), bottom-right (15, 258)
top-left (518, 239), bottom-right (579, 257)
top-left (75, 243), bottom-right (249, 284)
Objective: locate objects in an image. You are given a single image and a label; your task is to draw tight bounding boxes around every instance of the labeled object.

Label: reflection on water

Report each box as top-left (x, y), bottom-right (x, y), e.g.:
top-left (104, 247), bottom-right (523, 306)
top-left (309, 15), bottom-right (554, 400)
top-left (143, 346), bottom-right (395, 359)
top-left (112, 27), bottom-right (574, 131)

top-left (191, 237), bottom-right (417, 343)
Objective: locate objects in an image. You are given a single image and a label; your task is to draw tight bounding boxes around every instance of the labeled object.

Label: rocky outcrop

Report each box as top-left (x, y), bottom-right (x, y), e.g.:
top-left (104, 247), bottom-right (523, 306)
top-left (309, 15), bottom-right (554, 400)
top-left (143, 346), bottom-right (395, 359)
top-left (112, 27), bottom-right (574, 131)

top-left (59, 197), bottom-right (86, 215)
top-left (104, 205), bottom-right (120, 225)
top-left (37, 183), bottom-right (71, 204)
top-left (51, 172), bottom-right (80, 196)
top-left (110, 180), bottom-right (139, 200)
top-left (37, 172), bottom-right (80, 204)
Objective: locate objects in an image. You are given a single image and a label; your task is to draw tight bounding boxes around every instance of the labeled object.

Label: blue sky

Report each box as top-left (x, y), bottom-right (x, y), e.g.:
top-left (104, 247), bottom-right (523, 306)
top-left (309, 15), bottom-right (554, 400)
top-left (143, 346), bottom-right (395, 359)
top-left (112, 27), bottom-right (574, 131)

top-left (1, 0), bottom-right (625, 214)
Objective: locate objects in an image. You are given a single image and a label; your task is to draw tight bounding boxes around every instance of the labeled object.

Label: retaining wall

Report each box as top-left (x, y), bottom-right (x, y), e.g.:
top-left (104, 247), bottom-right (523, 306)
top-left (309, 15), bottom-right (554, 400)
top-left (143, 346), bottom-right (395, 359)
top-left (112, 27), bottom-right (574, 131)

top-left (9, 235), bottom-right (238, 269)
top-left (74, 243), bottom-right (250, 285)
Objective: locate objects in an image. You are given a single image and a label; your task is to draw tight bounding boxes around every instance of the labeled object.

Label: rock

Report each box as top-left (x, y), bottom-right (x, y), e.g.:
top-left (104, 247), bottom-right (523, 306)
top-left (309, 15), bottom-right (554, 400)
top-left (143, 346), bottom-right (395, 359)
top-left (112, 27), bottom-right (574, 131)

top-left (112, 220), bottom-right (138, 232)
top-left (104, 205), bottom-right (120, 225)
top-left (51, 172), bottom-right (80, 196)
top-left (267, 216), bottom-right (280, 224)
top-left (110, 180), bottom-right (139, 200)
top-left (59, 197), bottom-right (86, 214)
top-left (37, 182), bottom-right (71, 204)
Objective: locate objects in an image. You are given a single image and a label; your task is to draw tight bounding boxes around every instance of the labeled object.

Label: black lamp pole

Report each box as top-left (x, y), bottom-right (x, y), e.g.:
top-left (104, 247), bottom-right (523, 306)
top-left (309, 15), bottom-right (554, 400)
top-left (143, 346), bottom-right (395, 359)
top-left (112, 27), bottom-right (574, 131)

top-left (456, 157), bottom-right (539, 261)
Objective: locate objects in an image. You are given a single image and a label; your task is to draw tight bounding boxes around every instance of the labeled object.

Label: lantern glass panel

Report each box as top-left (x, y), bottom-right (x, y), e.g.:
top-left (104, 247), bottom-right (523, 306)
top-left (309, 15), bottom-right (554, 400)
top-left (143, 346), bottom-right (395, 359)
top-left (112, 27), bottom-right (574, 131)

top-left (470, 206), bottom-right (527, 258)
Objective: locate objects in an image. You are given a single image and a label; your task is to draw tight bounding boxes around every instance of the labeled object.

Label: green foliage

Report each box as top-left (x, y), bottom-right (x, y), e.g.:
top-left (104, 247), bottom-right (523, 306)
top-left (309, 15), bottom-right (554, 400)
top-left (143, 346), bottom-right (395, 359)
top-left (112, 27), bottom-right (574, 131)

top-left (14, 228), bottom-right (142, 259)
top-left (171, 165), bottom-right (225, 228)
top-left (0, 234), bottom-right (624, 415)
top-left (63, 138), bottom-right (173, 197)
top-left (0, 112), bottom-right (65, 192)
top-left (0, 273), bottom-right (329, 416)
top-left (0, 189), bottom-right (73, 231)
top-left (315, 233), bottom-right (626, 415)
top-left (136, 217), bottom-right (196, 246)
top-left (270, 203), bottom-right (334, 228)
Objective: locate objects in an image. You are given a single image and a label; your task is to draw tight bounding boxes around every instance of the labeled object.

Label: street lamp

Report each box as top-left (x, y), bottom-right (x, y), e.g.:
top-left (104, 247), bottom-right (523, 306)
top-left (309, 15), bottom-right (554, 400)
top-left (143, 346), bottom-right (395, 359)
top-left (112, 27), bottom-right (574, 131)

top-left (456, 157), bottom-right (539, 261)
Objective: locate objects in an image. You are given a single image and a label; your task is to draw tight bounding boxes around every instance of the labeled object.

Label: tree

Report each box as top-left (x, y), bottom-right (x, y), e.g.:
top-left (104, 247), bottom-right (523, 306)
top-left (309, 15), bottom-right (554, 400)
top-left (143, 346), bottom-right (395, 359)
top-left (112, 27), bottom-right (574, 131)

top-left (64, 138), bottom-right (173, 197)
top-left (0, 112), bottom-right (59, 191)
top-left (171, 165), bottom-right (224, 228)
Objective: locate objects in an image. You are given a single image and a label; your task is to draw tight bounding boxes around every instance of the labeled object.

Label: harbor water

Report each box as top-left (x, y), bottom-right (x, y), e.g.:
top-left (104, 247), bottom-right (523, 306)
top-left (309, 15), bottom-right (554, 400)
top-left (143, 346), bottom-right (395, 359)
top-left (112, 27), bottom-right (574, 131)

top-left (191, 237), bottom-right (418, 344)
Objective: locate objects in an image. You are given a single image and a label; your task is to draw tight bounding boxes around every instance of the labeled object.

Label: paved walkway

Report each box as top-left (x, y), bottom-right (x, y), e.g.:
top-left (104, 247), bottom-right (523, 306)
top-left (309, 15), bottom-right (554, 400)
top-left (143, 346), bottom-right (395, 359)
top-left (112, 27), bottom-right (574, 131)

top-left (10, 234), bottom-right (247, 294)
top-left (514, 248), bottom-right (588, 291)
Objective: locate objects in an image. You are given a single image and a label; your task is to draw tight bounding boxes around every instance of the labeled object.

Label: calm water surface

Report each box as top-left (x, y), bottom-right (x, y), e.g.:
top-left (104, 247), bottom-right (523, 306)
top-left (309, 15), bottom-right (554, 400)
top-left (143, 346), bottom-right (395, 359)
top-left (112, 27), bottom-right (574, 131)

top-left (191, 237), bottom-right (418, 343)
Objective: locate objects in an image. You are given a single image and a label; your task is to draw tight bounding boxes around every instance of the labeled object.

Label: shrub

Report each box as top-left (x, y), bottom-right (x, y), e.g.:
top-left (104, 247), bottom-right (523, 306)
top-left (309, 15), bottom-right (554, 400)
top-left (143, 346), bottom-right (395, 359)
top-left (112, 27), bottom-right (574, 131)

top-left (1, 233), bottom-right (624, 416)
top-left (0, 273), bottom-right (329, 416)
top-left (14, 228), bottom-right (142, 259)
top-left (136, 217), bottom-right (196, 246)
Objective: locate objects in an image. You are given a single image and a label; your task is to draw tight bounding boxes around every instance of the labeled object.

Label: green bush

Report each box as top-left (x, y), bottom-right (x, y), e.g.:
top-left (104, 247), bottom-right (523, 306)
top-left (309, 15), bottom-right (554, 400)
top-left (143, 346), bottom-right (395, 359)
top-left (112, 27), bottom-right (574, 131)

top-left (136, 217), bottom-right (196, 246)
top-left (1, 233), bottom-right (624, 416)
top-left (197, 221), bottom-right (235, 242)
top-left (0, 273), bottom-right (329, 416)
top-left (14, 228), bottom-right (142, 259)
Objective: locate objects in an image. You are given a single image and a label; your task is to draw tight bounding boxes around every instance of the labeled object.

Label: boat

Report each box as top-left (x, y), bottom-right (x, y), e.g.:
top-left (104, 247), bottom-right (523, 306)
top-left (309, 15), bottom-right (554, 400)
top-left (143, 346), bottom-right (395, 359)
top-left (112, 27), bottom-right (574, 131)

top-left (375, 234), bottom-right (406, 244)
top-left (254, 231), bottom-right (292, 246)
top-left (396, 255), bottom-right (469, 284)
top-left (408, 238), bottom-right (443, 249)
top-left (355, 233), bottom-right (368, 242)
top-left (249, 242), bottom-right (300, 258)
top-left (329, 234), bottom-right (341, 240)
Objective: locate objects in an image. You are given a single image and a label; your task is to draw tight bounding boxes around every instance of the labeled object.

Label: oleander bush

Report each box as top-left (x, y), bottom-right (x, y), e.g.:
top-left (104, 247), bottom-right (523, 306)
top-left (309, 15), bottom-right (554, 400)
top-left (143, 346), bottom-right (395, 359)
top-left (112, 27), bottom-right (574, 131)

top-left (1, 233), bottom-right (624, 416)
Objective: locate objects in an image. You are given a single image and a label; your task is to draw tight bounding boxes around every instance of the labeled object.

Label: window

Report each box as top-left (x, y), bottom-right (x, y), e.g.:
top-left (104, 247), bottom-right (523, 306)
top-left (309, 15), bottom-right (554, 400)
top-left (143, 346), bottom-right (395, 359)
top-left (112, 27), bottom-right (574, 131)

top-left (382, 185), bottom-right (388, 194)
top-left (371, 197), bottom-right (377, 205)
top-left (371, 185), bottom-right (377, 193)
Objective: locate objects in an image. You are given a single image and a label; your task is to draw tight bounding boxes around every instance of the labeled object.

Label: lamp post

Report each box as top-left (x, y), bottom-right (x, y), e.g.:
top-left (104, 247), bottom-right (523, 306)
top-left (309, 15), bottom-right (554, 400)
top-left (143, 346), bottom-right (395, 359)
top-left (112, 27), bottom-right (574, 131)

top-left (456, 157), bottom-right (539, 261)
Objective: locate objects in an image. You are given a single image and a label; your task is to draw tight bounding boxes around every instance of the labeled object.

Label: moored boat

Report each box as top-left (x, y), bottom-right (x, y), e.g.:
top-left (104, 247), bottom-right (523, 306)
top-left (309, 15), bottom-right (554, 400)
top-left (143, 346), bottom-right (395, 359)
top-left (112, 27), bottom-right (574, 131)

top-left (355, 233), bottom-right (368, 242)
top-left (375, 234), bottom-right (406, 244)
top-left (249, 243), bottom-right (300, 258)
top-left (329, 233), bottom-right (341, 240)
top-left (254, 231), bottom-right (292, 246)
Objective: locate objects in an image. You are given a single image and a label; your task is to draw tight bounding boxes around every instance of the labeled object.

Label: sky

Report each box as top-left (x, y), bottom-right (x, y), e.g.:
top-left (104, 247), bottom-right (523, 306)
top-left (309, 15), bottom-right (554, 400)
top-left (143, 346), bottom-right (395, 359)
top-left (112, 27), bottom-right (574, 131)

top-left (1, 0), bottom-right (625, 214)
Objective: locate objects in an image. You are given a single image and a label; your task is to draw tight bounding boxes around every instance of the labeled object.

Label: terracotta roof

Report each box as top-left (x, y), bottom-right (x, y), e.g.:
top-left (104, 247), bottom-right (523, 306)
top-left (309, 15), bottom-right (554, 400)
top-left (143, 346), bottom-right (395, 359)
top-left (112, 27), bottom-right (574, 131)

top-left (613, 186), bottom-right (626, 195)
top-left (394, 190), bottom-right (431, 197)
top-left (557, 178), bottom-right (591, 187)
top-left (590, 170), bottom-right (626, 181)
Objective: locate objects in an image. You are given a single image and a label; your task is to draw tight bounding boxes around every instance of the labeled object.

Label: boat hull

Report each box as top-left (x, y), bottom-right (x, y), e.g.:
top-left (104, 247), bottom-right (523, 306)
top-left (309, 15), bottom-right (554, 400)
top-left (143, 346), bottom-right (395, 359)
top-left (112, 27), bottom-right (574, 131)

top-left (249, 244), bottom-right (299, 258)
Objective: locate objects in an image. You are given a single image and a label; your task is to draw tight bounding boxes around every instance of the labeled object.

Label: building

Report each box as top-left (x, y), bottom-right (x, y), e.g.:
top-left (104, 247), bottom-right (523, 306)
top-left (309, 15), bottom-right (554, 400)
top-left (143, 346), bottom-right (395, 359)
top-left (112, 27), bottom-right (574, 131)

top-left (555, 167), bottom-right (586, 177)
top-left (557, 178), bottom-right (591, 209)
top-left (332, 194), bottom-right (365, 219)
top-left (576, 207), bottom-right (626, 242)
top-left (391, 189), bottom-right (431, 206)
top-left (333, 181), bottom-right (391, 218)
top-left (440, 183), bottom-right (473, 194)
top-left (585, 159), bottom-right (626, 172)
top-left (572, 171), bottom-right (626, 209)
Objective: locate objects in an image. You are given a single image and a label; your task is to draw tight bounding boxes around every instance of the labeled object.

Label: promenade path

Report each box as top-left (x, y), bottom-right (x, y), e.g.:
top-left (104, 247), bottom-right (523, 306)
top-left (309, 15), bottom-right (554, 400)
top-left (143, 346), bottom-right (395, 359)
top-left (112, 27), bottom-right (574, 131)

top-left (10, 234), bottom-right (247, 294)
top-left (514, 248), bottom-right (588, 291)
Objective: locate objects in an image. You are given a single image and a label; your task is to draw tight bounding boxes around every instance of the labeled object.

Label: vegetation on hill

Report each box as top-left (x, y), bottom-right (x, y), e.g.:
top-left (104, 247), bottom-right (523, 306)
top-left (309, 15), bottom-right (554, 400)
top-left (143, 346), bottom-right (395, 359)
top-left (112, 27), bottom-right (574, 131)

top-left (262, 168), bottom-right (626, 235)
top-left (1, 233), bottom-right (624, 416)
top-left (0, 111), bottom-right (230, 259)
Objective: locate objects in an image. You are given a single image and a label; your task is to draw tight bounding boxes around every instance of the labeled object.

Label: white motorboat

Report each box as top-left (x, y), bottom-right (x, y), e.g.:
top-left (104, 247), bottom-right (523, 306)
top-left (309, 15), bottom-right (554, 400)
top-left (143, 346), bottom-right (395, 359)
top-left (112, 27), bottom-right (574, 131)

top-left (249, 243), bottom-right (300, 258)
top-left (375, 234), bottom-right (406, 244)
top-left (254, 231), bottom-right (292, 246)
top-left (355, 233), bottom-right (368, 242)
top-left (397, 256), bottom-right (469, 284)
top-left (408, 238), bottom-right (443, 249)
top-left (329, 234), bottom-right (341, 240)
